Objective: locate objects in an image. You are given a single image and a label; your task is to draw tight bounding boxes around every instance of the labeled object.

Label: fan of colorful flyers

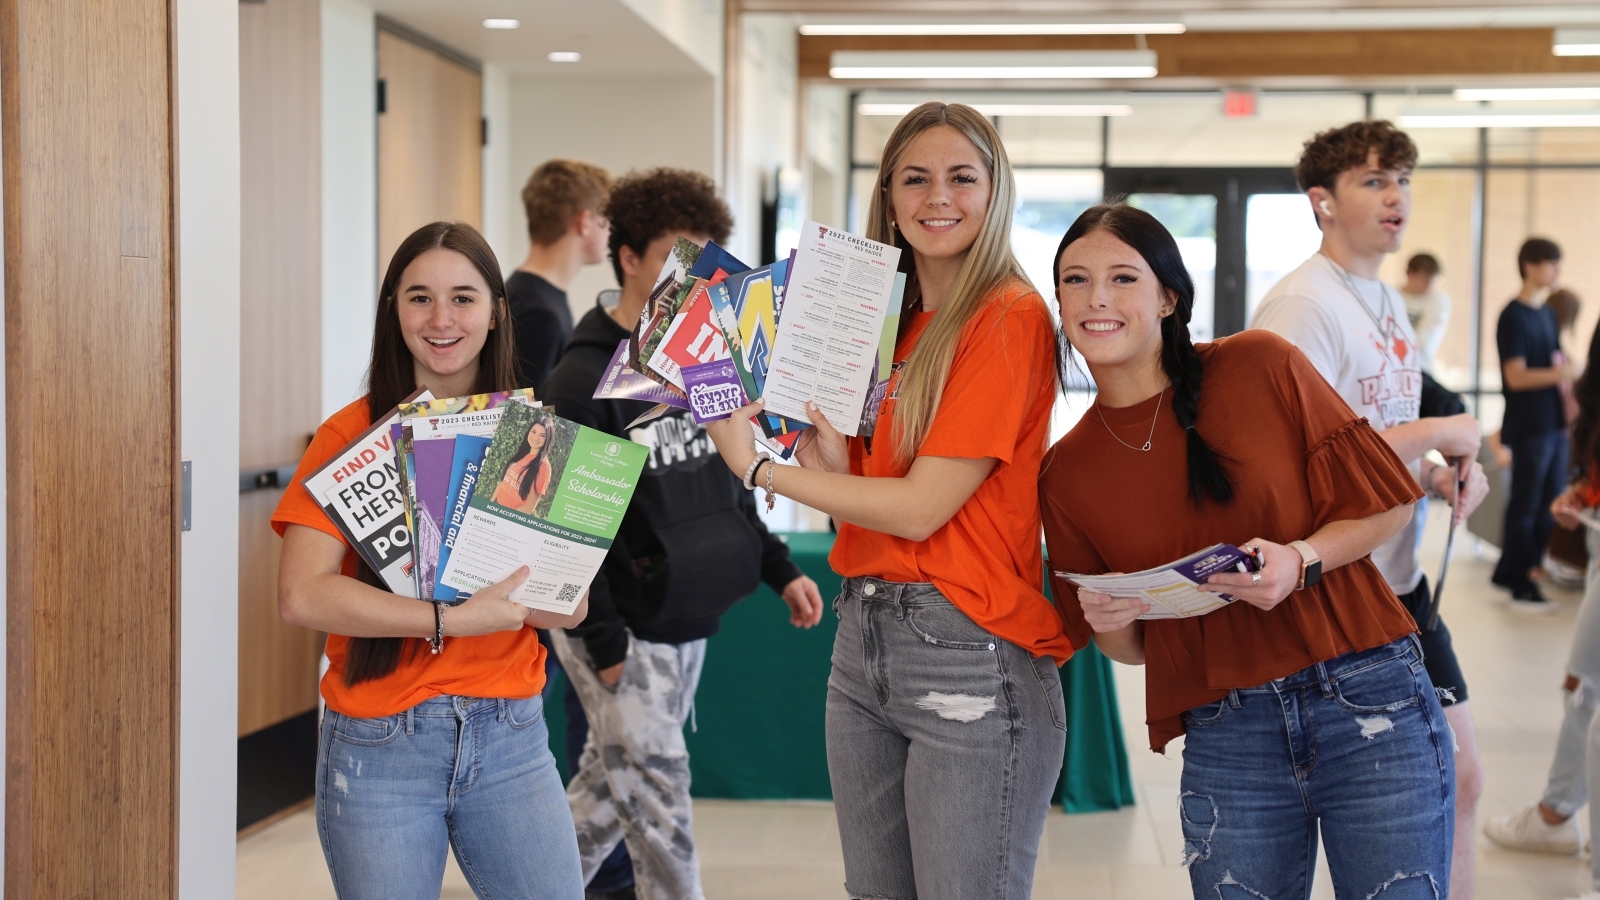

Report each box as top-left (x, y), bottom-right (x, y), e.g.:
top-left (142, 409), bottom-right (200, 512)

top-left (594, 230), bottom-right (906, 454)
top-left (302, 389), bottom-right (648, 614)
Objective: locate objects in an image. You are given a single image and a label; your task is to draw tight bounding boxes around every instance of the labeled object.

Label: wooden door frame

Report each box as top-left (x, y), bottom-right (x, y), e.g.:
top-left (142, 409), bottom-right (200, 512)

top-left (1, 0), bottom-right (182, 892)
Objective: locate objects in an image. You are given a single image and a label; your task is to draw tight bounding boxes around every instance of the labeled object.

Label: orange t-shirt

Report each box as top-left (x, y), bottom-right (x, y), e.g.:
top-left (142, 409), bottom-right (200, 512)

top-left (829, 277), bottom-right (1072, 662)
top-left (271, 396), bottom-right (547, 719)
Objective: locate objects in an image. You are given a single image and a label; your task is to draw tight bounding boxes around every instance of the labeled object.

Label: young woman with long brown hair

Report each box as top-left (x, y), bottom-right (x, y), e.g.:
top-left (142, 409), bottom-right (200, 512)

top-left (273, 222), bottom-right (586, 899)
top-left (704, 102), bottom-right (1069, 899)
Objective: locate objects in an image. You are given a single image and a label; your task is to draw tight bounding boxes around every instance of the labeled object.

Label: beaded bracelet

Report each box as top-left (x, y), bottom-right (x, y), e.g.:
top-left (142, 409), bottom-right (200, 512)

top-left (742, 451), bottom-right (772, 490)
top-left (429, 601), bottom-right (445, 655)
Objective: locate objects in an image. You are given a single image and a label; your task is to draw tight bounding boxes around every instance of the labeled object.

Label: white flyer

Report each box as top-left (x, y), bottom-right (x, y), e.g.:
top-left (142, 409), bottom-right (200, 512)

top-left (1057, 544), bottom-right (1254, 621)
top-left (760, 220), bottom-right (901, 436)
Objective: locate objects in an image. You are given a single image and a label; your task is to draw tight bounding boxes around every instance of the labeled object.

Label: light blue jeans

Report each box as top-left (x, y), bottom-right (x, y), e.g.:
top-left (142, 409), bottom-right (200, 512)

top-left (1179, 635), bottom-right (1455, 899)
top-left (316, 694), bottom-right (583, 900)
top-left (1540, 522), bottom-right (1600, 888)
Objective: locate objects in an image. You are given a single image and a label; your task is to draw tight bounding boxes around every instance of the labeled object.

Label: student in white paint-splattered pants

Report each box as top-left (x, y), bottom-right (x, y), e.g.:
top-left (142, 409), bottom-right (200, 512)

top-left (1486, 382), bottom-right (1600, 900)
top-left (550, 630), bottom-right (707, 900)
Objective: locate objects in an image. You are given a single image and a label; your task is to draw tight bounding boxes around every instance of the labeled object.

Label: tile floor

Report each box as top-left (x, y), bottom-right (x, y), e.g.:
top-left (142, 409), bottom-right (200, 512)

top-left (238, 504), bottom-right (1600, 898)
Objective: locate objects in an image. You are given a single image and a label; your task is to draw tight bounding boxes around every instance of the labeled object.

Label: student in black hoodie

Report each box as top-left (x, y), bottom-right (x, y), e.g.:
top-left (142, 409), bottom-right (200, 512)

top-left (540, 167), bottom-right (823, 900)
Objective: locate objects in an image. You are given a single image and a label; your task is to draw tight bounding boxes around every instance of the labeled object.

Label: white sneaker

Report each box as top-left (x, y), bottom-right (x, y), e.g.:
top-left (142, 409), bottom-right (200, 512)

top-left (1486, 804), bottom-right (1582, 855)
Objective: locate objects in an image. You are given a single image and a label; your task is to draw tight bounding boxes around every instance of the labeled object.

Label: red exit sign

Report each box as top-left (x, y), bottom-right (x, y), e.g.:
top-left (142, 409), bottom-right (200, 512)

top-left (1223, 89), bottom-right (1258, 118)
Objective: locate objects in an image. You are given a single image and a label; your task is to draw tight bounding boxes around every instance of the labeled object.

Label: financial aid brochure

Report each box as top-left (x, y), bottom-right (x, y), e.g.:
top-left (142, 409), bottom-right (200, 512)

top-left (438, 401), bottom-right (648, 614)
top-left (394, 390), bottom-right (538, 599)
top-left (1056, 544), bottom-right (1254, 620)
top-left (301, 388), bottom-right (433, 596)
top-left (402, 404), bottom-right (529, 602)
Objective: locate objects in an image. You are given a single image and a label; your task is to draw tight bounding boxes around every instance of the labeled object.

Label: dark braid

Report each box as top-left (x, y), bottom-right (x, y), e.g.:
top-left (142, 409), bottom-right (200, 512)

top-left (1054, 203), bottom-right (1234, 505)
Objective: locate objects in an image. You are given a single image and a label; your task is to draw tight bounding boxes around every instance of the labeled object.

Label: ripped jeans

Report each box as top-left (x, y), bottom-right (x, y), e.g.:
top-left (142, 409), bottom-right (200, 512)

top-left (1179, 635), bottom-right (1455, 900)
top-left (826, 577), bottom-right (1067, 900)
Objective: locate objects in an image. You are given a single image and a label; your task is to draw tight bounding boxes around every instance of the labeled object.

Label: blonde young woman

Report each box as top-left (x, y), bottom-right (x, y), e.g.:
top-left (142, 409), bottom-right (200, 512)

top-left (704, 102), bottom-right (1071, 899)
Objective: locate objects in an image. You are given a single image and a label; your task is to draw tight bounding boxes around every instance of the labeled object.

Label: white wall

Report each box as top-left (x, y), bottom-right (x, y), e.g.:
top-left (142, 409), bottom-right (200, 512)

top-left (496, 73), bottom-right (718, 319)
top-left (480, 62), bottom-right (515, 277)
top-left (175, 0), bottom-right (242, 894)
top-left (805, 82), bottom-right (850, 231)
top-left (732, 13), bottom-right (797, 265)
top-left (617, 0), bottom-right (724, 77)
top-left (321, 0), bottom-right (377, 417)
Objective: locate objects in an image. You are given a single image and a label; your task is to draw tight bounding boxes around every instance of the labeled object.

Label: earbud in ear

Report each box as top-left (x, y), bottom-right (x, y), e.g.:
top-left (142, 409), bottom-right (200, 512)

top-left (1319, 200), bottom-right (1332, 216)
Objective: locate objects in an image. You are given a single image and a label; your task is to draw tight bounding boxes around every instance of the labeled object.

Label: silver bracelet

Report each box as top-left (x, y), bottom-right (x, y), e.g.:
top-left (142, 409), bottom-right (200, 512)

top-left (742, 451), bottom-right (772, 490)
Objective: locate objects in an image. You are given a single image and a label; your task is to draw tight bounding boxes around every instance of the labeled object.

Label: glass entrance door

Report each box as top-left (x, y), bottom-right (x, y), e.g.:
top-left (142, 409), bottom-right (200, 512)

top-left (1103, 168), bottom-right (1301, 337)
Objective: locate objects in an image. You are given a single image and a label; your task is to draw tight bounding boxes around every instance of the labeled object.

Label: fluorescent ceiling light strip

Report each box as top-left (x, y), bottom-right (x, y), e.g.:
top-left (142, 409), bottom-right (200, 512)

top-left (1454, 87), bottom-right (1600, 101)
top-left (1555, 28), bottom-right (1600, 56)
top-left (482, 18), bottom-right (519, 29)
top-left (800, 23), bottom-right (1184, 36)
top-left (1399, 113), bottom-right (1600, 128)
top-left (832, 66), bottom-right (1156, 79)
top-left (1555, 44), bottom-right (1600, 57)
top-left (858, 103), bottom-right (1131, 116)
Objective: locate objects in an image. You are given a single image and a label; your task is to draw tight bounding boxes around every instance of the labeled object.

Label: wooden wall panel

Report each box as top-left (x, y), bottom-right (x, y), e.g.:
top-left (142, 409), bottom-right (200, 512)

top-left (377, 29), bottom-right (483, 282)
top-left (799, 29), bottom-right (1600, 80)
top-left (2, 0), bottom-right (177, 893)
top-left (239, 0), bottom-right (326, 737)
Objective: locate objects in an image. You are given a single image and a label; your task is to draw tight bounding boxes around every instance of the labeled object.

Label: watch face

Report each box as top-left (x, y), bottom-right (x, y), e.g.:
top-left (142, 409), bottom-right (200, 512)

top-left (1304, 560), bottom-right (1323, 587)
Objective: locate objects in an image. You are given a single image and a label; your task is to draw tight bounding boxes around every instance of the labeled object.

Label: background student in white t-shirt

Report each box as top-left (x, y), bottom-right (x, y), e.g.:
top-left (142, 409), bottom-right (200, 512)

top-left (1252, 120), bottom-right (1490, 900)
top-left (1400, 252), bottom-right (1451, 376)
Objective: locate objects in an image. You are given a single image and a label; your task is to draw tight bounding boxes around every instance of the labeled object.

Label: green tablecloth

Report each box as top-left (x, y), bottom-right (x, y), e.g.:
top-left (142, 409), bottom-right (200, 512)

top-left (546, 532), bottom-right (1135, 812)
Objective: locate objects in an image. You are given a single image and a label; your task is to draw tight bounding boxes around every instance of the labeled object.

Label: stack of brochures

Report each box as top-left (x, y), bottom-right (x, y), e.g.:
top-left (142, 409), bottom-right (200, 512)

top-left (302, 389), bottom-right (648, 614)
top-left (1056, 544), bottom-right (1254, 621)
top-left (593, 222), bottom-right (907, 451)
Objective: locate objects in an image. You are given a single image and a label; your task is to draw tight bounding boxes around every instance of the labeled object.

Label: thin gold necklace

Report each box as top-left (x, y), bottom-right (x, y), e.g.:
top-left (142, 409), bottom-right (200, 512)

top-left (1097, 390), bottom-right (1162, 452)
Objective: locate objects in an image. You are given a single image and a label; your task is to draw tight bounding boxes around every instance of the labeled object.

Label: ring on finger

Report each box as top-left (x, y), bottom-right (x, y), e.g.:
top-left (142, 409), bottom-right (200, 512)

top-left (1251, 570), bottom-right (1262, 587)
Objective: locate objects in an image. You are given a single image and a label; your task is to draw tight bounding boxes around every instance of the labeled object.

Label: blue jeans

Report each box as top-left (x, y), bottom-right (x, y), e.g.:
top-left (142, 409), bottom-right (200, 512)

top-left (316, 694), bottom-right (584, 900)
top-left (1495, 429), bottom-right (1568, 590)
top-left (827, 577), bottom-right (1067, 900)
top-left (1179, 636), bottom-right (1455, 899)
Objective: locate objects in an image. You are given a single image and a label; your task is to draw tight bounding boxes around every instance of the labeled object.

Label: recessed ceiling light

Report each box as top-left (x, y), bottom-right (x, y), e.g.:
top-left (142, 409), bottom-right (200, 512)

top-left (482, 18), bottom-right (519, 30)
top-left (548, 51), bottom-right (582, 63)
top-left (801, 23), bottom-right (1184, 36)
top-left (1455, 87), bottom-right (1600, 101)
top-left (1554, 28), bottom-right (1600, 57)
top-left (830, 50), bottom-right (1157, 80)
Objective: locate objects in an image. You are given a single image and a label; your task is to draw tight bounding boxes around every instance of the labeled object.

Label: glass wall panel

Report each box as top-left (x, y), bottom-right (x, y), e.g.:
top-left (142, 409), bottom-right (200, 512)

top-left (852, 112), bottom-right (898, 166)
top-left (1370, 95), bottom-right (1479, 165)
top-left (1370, 170), bottom-right (1480, 397)
top-left (1488, 127), bottom-right (1600, 164)
top-left (1245, 194), bottom-right (1324, 324)
top-left (1478, 168), bottom-right (1600, 430)
top-left (1109, 93), bottom-right (1366, 167)
top-left (1125, 193), bottom-right (1219, 341)
top-left (1012, 169), bottom-right (1103, 300)
top-left (998, 115), bottom-right (1104, 167)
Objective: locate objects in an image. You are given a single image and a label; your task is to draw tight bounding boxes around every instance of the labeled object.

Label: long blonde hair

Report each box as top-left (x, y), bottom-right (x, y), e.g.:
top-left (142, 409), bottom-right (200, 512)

top-left (867, 102), bottom-right (1031, 466)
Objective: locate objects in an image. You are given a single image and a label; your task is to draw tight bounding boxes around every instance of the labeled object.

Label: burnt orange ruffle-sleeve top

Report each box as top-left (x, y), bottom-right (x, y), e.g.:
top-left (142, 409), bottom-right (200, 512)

top-left (1040, 330), bottom-right (1424, 752)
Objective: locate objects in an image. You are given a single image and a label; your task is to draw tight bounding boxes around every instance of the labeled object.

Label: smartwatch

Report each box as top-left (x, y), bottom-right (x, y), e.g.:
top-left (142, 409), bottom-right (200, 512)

top-left (1288, 540), bottom-right (1323, 590)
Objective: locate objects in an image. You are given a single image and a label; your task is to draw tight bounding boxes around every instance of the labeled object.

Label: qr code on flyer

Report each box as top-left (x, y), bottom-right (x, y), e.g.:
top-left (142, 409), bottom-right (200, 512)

top-left (555, 583), bottom-right (582, 607)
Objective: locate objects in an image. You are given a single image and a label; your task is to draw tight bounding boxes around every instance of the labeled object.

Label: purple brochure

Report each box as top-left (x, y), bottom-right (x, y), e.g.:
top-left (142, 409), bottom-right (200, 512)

top-left (1171, 544), bottom-right (1251, 603)
top-left (411, 439), bottom-right (457, 600)
top-left (681, 358), bottom-right (749, 424)
top-left (594, 339), bottom-right (690, 410)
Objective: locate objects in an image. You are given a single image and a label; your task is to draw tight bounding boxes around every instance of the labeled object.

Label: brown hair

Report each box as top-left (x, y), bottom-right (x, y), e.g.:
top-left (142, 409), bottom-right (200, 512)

top-left (522, 159), bottom-right (613, 246)
top-left (348, 221), bottom-right (518, 686)
top-left (605, 168), bottom-right (732, 284)
top-left (1295, 120), bottom-right (1418, 194)
top-left (1406, 253), bottom-right (1440, 277)
top-left (1550, 288), bottom-right (1580, 333)
top-left (1518, 237), bottom-right (1562, 280)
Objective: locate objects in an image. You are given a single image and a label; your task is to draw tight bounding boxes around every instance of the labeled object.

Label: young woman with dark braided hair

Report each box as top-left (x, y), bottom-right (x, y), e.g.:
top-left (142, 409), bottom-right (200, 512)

top-left (1039, 204), bottom-right (1456, 899)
